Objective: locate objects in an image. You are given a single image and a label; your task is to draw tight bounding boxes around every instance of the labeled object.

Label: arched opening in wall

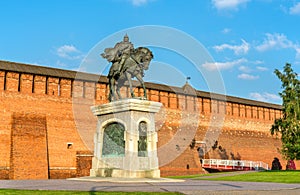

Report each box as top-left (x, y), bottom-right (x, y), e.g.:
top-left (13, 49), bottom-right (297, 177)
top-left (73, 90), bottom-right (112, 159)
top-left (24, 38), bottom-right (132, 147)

top-left (197, 141), bottom-right (208, 164)
top-left (138, 121), bottom-right (147, 157)
top-left (197, 147), bottom-right (204, 164)
top-left (102, 122), bottom-right (125, 157)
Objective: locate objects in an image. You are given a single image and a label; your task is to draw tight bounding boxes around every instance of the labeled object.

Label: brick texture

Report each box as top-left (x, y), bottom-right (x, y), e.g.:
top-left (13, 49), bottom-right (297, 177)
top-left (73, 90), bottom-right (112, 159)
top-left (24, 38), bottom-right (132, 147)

top-left (76, 151), bottom-right (93, 177)
top-left (0, 62), bottom-right (298, 179)
top-left (9, 113), bottom-right (49, 179)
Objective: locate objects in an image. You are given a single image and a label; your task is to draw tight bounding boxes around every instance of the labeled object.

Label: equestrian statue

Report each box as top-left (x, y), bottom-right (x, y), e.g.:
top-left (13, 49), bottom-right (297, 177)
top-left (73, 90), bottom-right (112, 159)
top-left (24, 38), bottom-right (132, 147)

top-left (101, 34), bottom-right (154, 102)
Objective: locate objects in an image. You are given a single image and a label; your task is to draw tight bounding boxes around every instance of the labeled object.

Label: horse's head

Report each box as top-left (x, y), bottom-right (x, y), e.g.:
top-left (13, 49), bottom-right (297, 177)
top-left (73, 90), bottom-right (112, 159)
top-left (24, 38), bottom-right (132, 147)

top-left (134, 47), bottom-right (153, 70)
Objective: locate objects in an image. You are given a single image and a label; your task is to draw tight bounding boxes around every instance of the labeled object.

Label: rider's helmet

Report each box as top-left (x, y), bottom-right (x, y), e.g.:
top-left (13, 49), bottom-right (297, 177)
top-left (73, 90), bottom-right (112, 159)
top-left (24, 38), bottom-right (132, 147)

top-left (123, 34), bottom-right (129, 42)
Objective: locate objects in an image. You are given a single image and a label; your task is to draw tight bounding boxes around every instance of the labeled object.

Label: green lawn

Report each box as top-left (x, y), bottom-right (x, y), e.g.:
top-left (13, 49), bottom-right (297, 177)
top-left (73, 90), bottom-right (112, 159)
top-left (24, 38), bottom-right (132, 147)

top-left (0, 190), bottom-right (183, 195)
top-left (167, 171), bottom-right (234, 179)
top-left (197, 170), bottom-right (300, 183)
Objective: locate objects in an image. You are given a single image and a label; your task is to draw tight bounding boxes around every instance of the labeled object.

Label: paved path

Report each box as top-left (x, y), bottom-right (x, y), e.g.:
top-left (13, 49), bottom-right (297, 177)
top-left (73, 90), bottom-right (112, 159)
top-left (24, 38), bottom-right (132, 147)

top-left (0, 177), bottom-right (300, 195)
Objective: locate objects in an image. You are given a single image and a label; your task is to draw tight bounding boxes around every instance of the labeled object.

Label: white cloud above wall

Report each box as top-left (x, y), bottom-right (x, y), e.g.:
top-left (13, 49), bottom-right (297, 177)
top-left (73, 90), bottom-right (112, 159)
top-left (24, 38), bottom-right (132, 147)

top-left (212, 0), bottom-right (250, 10)
top-left (249, 92), bottom-right (281, 103)
top-left (238, 73), bottom-right (259, 80)
top-left (202, 58), bottom-right (247, 71)
top-left (238, 65), bottom-right (252, 73)
top-left (256, 33), bottom-right (294, 51)
top-left (130, 0), bottom-right (153, 6)
top-left (213, 39), bottom-right (250, 55)
top-left (256, 66), bottom-right (268, 71)
top-left (222, 28), bottom-right (232, 34)
top-left (290, 2), bottom-right (300, 15)
top-left (56, 45), bottom-right (84, 60)
top-left (256, 33), bottom-right (300, 59)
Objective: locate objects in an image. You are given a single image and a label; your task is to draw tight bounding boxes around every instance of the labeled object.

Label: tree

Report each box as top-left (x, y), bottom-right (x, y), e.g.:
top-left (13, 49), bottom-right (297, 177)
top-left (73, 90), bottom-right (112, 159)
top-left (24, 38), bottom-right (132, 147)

top-left (271, 63), bottom-right (300, 160)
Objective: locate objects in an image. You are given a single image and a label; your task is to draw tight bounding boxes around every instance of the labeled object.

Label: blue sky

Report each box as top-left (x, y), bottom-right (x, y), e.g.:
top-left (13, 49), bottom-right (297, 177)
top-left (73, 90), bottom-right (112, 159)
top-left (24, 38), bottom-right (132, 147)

top-left (1, 0), bottom-right (300, 104)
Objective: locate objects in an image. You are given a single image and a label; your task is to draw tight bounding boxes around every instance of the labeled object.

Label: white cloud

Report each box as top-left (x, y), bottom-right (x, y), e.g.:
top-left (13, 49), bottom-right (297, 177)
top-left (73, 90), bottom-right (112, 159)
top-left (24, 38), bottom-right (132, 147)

top-left (256, 33), bottom-right (300, 59)
top-left (256, 33), bottom-right (294, 51)
top-left (56, 60), bottom-right (68, 67)
top-left (239, 65), bottom-right (252, 73)
top-left (222, 28), bottom-right (231, 34)
top-left (250, 92), bottom-right (281, 103)
top-left (130, 0), bottom-right (151, 6)
top-left (212, 0), bottom-right (250, 10)
top-left (238, 73), bottom-right (259, 80)
top-left (213, 39), bottom-right (249, 55)
top-left (253, 60), bottom-right (264, 65)
top-left (202, 58), bottom-right (247, 71)
top-left (290, 2), bottom-right (300, 15)
top-left (256, 66), bottom-right (268, 71)
top-left (56, 45), bottom-right (84, 60)
top-left (295, 46), bottom-right (300, 59)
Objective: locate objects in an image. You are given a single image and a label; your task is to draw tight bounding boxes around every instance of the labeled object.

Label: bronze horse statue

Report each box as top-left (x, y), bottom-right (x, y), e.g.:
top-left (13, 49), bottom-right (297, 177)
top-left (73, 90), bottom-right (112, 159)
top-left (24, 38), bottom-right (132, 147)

top-left (107, 47), bottom-right (153, 102)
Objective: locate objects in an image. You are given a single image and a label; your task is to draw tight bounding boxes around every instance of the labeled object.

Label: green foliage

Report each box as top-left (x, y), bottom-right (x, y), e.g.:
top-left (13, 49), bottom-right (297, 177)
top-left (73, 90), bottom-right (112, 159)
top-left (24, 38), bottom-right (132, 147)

top-left (271, 63), bottom-right (300, 160)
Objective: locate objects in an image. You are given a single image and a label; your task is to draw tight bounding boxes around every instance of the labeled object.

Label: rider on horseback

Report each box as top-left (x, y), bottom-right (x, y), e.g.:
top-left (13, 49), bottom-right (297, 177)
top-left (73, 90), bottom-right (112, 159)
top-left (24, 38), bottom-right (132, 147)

top-left (101, 34), bottom-right (134, 78)
top-left (101, 35), bottom-right (154, 102)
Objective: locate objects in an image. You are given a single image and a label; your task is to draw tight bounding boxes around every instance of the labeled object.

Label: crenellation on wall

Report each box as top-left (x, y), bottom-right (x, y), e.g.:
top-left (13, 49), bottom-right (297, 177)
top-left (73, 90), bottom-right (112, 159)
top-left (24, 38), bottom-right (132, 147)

top-left (0, 62), bottom-right (284, 124)
top-left (232, 103), bottom-right (239, 117)
top-left (5, 72), bottom-right (19, 92)
top-left (84, 81), bottom-right (96, 99)
top-left (47, 77), bottom-right (59, 96)
top-left (0, 71), bottom-right (5, 91)
top-left (244, 105), bottom-right (250, 118)
top-left (95, 83), bottom-right (108, 103)
top-left (258, 107), bottom-right (263, 120)
top-left (149, 89), bottom-right (159, 102)
top-left (239, 104), bottom-right (245, 117)
top-left (202, 98), bottom-right (211, 114)
top-left (269, 108), bottom-right (275, 121)
top-left (275, 109), bottom-right (282, 120)
top-left (196, 97), bottom-right (203, 113)
top-left (72, 80), bottom-right (84, 98)
top-left (211, 99), bottom-right (218, 114)
top-left (60, 78), bottom-right (72, 98)
top-left (169, 92), bottom-right (177, 109)
top-left (267, 108), bottom-right (272, 121)
top-left (159, 91), bottom-right (169, 107)
top-left (186, 95), bottom-right (195, 111)
top-left (20, 73), bottom-right (33, 94)
top-left (177, 94), bottom-right (186, 110)
top-left (33, 75), bottom-right (47, 94)
top-left (225, 102), bottom-right (231, 115)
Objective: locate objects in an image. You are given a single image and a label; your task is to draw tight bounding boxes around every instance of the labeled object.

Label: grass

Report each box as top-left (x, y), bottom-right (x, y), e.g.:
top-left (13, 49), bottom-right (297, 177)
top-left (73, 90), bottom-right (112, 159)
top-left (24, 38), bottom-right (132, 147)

top-left (0, 190), bottom-right (183, 195)
top-left (197, 170), bottom-right (300, 183)
top-left (167, 171), bottom-right (236, 179)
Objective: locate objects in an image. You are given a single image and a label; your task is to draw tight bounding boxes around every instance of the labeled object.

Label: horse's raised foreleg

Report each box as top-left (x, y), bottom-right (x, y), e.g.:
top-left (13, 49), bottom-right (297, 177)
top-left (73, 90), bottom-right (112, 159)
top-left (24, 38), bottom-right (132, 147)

top-left (136, 73), bottom-right (147, 100)
top-left (125, 72), bottom-right (135, 98)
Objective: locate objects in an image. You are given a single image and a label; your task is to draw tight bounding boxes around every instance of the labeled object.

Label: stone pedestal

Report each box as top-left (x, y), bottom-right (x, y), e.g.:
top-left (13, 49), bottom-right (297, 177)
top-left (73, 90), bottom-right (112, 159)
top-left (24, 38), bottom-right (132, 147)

top-left (90, 98), bottom-right (162, 178)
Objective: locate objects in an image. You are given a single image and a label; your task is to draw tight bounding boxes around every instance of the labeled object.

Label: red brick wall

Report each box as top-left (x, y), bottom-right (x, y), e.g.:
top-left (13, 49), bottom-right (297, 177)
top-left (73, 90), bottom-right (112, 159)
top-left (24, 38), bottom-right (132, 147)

top-left (0, 63), bottom-right (297, 179)
top-left (76, 151), bottom-right (93, 177)
top-left (9, 113), bottom-right (49, 179)
top-left (0, 70), bottom-right (91, 179)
